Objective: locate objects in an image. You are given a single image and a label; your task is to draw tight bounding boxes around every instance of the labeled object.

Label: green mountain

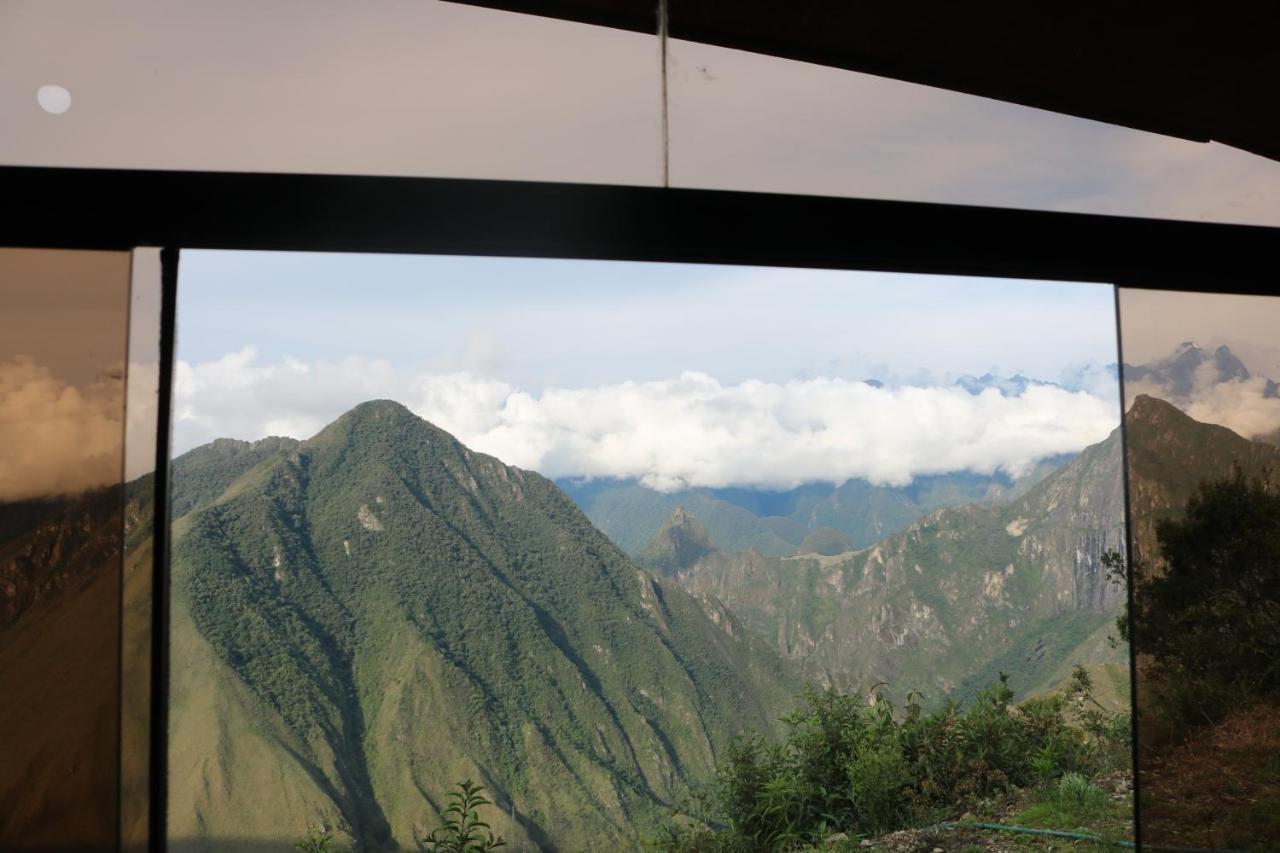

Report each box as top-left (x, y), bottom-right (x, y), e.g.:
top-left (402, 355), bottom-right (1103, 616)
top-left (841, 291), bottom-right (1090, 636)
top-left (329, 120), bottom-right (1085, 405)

top-left (797, 527), bottom-right (853, 556)
top-left (1123, 394), bottom-right (1280, 567)
top-left (165, 401), bottom-right (798, 851)
top-left (559, 461), bottom-right (1069, 560)
top-left (639, 507), bottom-right (717, 576)
top-left (674, 426), bottom-right (1128, 705)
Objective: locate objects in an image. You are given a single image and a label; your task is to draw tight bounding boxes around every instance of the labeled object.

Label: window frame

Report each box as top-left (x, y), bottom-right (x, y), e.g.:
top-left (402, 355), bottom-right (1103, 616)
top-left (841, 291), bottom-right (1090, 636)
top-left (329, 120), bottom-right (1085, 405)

top-left (4, 164), bottom-right (1279, 851)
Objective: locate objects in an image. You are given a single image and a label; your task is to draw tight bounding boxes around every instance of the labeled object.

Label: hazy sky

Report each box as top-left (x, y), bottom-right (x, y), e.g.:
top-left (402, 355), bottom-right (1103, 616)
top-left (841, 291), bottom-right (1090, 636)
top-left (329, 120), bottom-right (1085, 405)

top-left (1119, 287), bottom-right (1280, 440)
top-left (174, 250), bottom-right (1122, 490)
top-left (3, 1), bottom-right (1279, 226)
top-left (1119, 289), bottom-right (1280, 377)
top-left (0, 249), bottom-right (130, 500)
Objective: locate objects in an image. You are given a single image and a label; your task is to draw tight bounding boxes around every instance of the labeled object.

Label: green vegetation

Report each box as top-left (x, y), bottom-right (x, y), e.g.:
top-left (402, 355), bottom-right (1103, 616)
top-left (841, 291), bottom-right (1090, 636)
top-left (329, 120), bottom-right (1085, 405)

top-left (677, 427), bottom-right (1127, 706)
top-left (1120, 396), bottom-right (1280, 850)
top-left (423, 780), bottom-right (507, 852)
top-left (1139, 469), bottom-right (1280, 725)
top-left (796, 527), bottom-right (852, 557)
top-left (641, 507), bottom-right (719, 575)
top-left (168, 400), bottom-right (798, 849)
top-left (560, 465), bottom-right (1066, 561)
top-left (648, 670), bottom-right (1130, 851)
top-left (154, 399), bottom-right (1134, 848)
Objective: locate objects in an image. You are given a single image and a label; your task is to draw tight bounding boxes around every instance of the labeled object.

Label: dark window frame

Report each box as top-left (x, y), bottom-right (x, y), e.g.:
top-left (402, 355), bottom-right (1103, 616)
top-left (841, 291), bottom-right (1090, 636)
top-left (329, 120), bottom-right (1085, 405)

top-left (4, 164), bottom-right (1279, 851)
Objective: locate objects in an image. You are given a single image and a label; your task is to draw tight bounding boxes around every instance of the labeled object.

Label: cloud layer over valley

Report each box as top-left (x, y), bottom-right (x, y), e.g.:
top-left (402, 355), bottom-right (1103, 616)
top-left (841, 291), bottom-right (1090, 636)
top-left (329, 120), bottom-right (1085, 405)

top-left (175, 348), bottom-right (1120, 491)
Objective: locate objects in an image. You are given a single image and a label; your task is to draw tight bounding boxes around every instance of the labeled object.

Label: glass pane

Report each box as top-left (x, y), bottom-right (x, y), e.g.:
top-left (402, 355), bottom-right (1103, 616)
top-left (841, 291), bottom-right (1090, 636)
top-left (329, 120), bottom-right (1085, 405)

top-left (121, 248), bottom-right (163, 852)
top-left (0, 248), bottom-right (131, 850)
top-left (1119, 288), bottom-right (1280, 848)
top-left (666, 37), bottom-right (1280, 227)
top-left (170, 250), bottom-right (1131, 849)
top-left (0, 2), bottom-right (662, 186)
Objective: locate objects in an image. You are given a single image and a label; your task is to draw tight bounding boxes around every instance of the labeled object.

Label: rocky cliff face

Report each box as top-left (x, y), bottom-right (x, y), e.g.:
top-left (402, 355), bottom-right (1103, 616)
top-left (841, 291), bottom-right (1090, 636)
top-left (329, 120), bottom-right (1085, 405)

top-left (677, 424), bottom-right (1127, 701)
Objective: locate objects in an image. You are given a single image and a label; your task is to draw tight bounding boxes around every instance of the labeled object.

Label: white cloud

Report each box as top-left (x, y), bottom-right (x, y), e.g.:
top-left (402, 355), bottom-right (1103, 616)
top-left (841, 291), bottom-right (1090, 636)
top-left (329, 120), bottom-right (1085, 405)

top-left (0, 358), bottom-right (124, 501)
top-left (1182, 379), bottom-right (1280, 441)
top-left (1181, 362), bottom-right (1280, 440)
top-left (174, 349), bottom-right (1120, 491)
top-left (1126, 363), bottom-right (1280, 441)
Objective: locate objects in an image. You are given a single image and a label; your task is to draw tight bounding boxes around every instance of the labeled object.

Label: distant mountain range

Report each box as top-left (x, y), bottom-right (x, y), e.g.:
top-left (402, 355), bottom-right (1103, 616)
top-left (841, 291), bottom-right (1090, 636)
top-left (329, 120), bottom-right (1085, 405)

top-left (1124, 341), bottom-right (1280, 408)
top-left (559, 459), bottom-right (1069, 561)
top-left (666, 409), bottom-right (1128, 705)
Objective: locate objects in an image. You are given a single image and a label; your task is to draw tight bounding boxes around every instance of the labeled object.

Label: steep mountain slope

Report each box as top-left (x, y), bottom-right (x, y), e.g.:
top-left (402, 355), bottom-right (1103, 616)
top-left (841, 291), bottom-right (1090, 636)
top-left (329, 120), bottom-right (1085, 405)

top-left (167, 401), bottom-right (798, 851)
top-left (1123, 394), bottom-right (1280, 566)
top-left (0, 487), bottom-right (123, 632)
top-left (125, 436), bottom-right (301, 548)
top-left (560, 462), bottom-right (1069, 561)
top-left (676, 426), bottom-right (1127, 704)
top-left (0, 487), bottom-right (124, 849)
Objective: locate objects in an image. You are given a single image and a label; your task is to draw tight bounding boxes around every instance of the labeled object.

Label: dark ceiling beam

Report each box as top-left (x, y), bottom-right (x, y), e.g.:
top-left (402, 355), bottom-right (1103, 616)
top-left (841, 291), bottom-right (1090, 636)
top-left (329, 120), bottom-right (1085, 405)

top-left (4, 166), bottom-right (1279, 294)
top-left (448, 0), bottom-right (1280, 163)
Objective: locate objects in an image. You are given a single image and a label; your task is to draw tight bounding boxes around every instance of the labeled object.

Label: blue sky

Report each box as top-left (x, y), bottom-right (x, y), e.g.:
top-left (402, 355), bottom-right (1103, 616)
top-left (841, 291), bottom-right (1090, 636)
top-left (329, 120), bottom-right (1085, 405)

top-left (172, 250), bottom-right (1122, 490)
top-left (178, 250), bottom-right (1120, 390)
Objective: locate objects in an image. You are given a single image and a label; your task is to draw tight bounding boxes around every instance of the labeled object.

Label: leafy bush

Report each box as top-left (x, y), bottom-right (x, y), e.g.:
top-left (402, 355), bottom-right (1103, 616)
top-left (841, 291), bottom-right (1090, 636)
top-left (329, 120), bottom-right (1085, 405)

top-left (423, 780), bottom-right (507, 853)
top-left (1124, 470), bottom-right (1280, 728)
top-left (649, 673), bottom-right (1130, 851)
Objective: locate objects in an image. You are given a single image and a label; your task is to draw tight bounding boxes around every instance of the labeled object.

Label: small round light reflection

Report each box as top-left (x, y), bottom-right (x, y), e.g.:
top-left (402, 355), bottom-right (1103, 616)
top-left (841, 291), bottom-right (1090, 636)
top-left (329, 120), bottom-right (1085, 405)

top-left (37, 85), bottom-right (72, 115)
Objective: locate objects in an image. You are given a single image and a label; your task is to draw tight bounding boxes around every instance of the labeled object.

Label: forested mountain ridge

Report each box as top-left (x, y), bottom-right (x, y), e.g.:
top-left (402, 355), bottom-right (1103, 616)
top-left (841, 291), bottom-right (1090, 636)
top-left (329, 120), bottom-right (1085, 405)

top-left (166, 400), bottom-right (799, 851)
top-left (560, 459), bottom-right (1070, 560)
top-left (0, 486), bottom-right (122, 633)
top-left (673, 421), bottom-right (1127, 704)
top-left (1123, 394), bottom-right (1280, 566)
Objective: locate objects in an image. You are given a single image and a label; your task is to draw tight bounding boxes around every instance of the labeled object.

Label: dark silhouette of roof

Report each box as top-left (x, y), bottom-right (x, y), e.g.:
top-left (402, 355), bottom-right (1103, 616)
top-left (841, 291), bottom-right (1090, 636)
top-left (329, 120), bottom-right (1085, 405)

top-left (450, 1), bottom-right (1280, 163)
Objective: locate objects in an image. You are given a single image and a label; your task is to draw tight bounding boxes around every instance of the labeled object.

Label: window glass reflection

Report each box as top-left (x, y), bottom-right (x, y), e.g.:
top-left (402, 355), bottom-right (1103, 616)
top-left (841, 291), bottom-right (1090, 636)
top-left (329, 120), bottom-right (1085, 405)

top-left (1119, 287), bottom-right (1280, 849)
top-left (667, 38), bottom-right (1280, 227)
top-left (0, 248), bottom-right (131, 850)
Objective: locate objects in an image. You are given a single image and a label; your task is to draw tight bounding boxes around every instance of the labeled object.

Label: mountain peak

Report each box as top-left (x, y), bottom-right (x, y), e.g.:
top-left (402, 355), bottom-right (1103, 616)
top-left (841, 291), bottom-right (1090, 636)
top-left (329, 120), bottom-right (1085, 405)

top-left (342, 399), bottom-right (417, 422)
top-left (1127, 393), bottom-right (1184, 421)
top-left (1126, 343), bottom-right (1253, 400)
top-left (306, 399), bottom-right (455, 453)
top-left (641, 507), bottom-right (717, 575)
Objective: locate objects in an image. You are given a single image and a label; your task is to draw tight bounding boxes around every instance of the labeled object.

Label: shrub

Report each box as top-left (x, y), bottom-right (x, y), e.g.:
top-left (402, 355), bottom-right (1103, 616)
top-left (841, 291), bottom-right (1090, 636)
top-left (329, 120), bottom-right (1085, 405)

top-left (1138, 470), bottom-right (1280, 725)
top-left (1054, 772), bottom-right (1107, 812)
top-left (423, 779), bottom-right (507, 853)
top-left (649, 673), bottom-right (1131, 851)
